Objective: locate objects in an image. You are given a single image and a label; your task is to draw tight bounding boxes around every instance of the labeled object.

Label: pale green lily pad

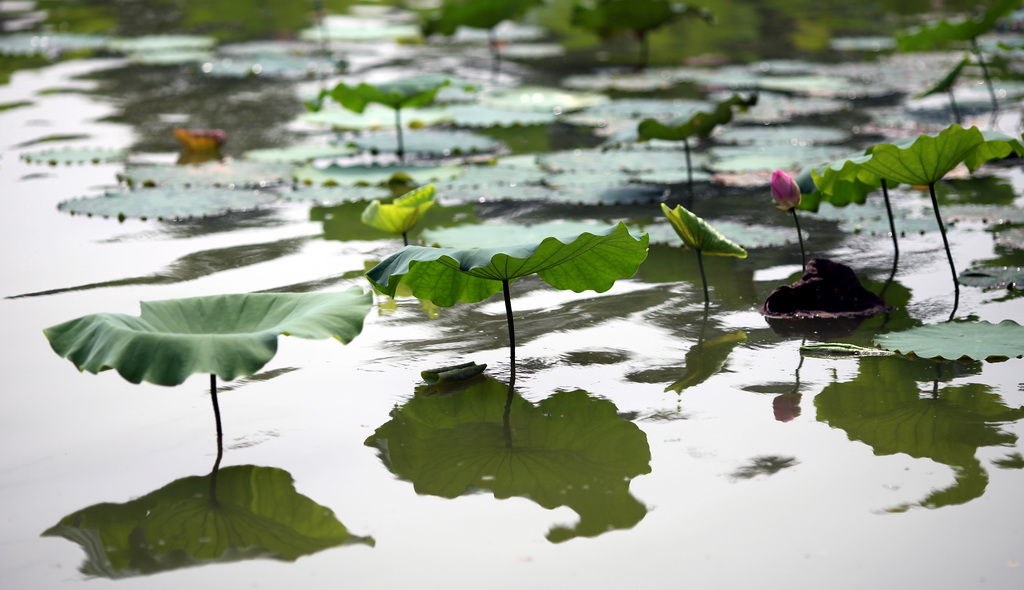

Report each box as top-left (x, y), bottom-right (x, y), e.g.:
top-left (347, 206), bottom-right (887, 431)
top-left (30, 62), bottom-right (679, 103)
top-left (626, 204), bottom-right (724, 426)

top-left (44, 288), bottom-right (372, 386)
top-left (243, 143), bottom-right (358, 163)
top-left (562, 68), bottom-right (685, 92)
top-left (298, 104), bottom-right (451, 130)
top-left (292, 163), bottom-right (463, 187)
top-left (874, 320), bottom-right (1024, 362)
top-left (943, 204), bottom-right (1024, 225)
top-left (643, 220), bottom-right (796, 248)
top-left (119, 161), bottom-right (292, 188)
top-left (755, 75), bottom-right (874, 98)
top-left (958, 267), bottom-right (1024, 290)
top-left (708, 145), bottom-right (849, 173)
top-left (565, 98), bottom-right (713, 128)
top-left (479, 86), bottom-right (609, 114)
top-left (539, 148), bottom-right (707, 175)
top-left (299, 16), bottom-right (420, 42)
top-left (446, 104), bottom-right (557, 127)
top-left (348, 129), bottom-right (502, 155)
top-left (447, 21), bottom-right (547, 43)
top-left (445, 156), bottom-right (549, 187)
top-left (130, 49), bottom-right (213, 65)
top-left (500, 43), bottom-right (566, 60)
top-left (723, 92), bottom-right (851, 124)
top-left (107, 34), bottom-right (216, 54)
top-left (806, 201), bottom-right (941, 236)
top-left (20, 146), bottom-right (127, 165)
top-left (0, 32), bottom-right (110, 56)
top-left (277, 185), bottom-right (390, 205)
top-left (830, 36), bottom-right (897, 51)
top-left (713, 125), bottom-right (850, 146)
top-left (57, 187), bottom-right (281, 221)
top-left (199, 55), bottom-right (341, 79)
top-left (421, 220), bottom-right (617, 249)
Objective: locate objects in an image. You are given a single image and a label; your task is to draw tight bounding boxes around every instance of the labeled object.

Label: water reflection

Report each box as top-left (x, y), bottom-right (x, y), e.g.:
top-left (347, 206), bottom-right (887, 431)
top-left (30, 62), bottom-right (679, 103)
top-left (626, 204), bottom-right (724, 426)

top-left (815, 356), bottom-right (1024, 511)
top-left (42, 464), bottom-right (373, 578)
top-left (365, 375), bottom-right (651, 542)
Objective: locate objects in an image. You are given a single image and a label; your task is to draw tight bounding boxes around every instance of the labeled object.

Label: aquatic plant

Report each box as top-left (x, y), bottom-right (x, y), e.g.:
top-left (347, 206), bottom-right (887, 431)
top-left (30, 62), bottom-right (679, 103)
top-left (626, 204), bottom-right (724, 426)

top-left (365, 223), bottom-right (649, 369)
top-left (421, 0), bottom-right (542, 74)
top-left (360, 184), bottom-right (436, 246)
top-left (770, 169), bottom-right (806, 269)
top-left (659, 203), bottom-right (747, 306)
top-left (308, 75), bottom-right (451, 162)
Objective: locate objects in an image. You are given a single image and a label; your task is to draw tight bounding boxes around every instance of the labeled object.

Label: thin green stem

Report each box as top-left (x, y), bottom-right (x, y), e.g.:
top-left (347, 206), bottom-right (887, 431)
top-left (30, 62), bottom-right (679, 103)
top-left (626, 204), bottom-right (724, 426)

top-left (881, 178), bottom-right (899, 269)
top-left (971, 38), bottom-right (999, 123)
top-left (394, 107), bottom-right (405, 163)
top-left (928, 183), bottom-right (960, 320)
top-left (502, 279), bottom-right (516, 371)
top-left (401, 231), bottom-right (408, 247)
top-left (695, 248), bottom-right (709, 307)
top-left (947, 87), bottom-right (962, 125)
top-left (790, 208), bottom-right (806, 269)
top-left (683, 138), bottom-right (695, 204)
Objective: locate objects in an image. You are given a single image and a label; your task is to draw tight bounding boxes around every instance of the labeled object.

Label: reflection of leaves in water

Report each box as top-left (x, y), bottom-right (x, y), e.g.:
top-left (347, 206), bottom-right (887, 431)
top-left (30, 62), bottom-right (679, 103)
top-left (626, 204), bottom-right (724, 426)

top-left (42, 465), bottom-right (373, 579)
top-left (664, 331), bottom-right (747, 393)
top-left (993, 452), bottom-right (1024, 469)
top-left (730, 455), bottom-right (799, 480)
top-left (8, 236), bottom-right (310, 299)
top-left (365, 377), bottom-right (651, 543)
top-left (815, 357), bottom-right (1024, 511)
top-left (217, 367), bottom-right (300, 391)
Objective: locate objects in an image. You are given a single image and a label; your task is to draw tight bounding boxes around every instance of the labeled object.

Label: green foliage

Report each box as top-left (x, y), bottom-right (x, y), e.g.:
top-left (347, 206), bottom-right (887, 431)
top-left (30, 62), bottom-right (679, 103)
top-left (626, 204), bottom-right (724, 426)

top-left (308, 74), bottom-right (451, 113)
top-left (43, 288), bottom-right (372, 386)
top-left (914, 55), bottom-right (970, 99)
top-left (365, 376), bottom-right (651, 542)
top-left (422, 0), bottom-right (542, 36)
top-left (360, 184), bottom-right (436, 236)
top-left (364, 222), bottom-right (650, 307)
top-left (895, 0), bottom-right (1020, 52)
top-left (665, 330), bottom-right (747, 393)
top-left (571, 0), bottom-right (712, 38)
top-left (43, 465), bottom-right (373, 578)
top-left (637, 93), bottom-right (757, 142)
top-left (874, 319), bottom-right (1024, 361)
top-left (660, 203), bottom-right (747, 257)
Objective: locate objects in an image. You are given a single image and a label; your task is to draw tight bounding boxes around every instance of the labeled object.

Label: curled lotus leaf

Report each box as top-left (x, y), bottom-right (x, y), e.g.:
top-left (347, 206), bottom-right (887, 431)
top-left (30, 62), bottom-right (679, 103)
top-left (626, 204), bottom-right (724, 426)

top-left (660, 203), bottom-right (747, 257)
top-left (57, 187), bottom-right (280, 221)
top-left (43, 287), bottom-right (373, 386)
top-left (361, 184), bottom-right (436, 235)
top-left (20, 146), bottom-right (127, 165)
top-left (873, 320), bottom-right (1024, 362)
top-left (644, 219), bottom-right (795, 248)
top-left (365, 222), bottom-right (649, 307)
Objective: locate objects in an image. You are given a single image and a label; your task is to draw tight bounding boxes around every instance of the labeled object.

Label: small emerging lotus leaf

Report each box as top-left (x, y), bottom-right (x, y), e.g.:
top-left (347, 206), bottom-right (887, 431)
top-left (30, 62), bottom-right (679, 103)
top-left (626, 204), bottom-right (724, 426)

top-left (57, 187), bottom-right (280, 221)
top-left (42, 465), bottom-right (372, 578)
top-left (43, 288), bottom-right (373, 386)
top-left (365, 222), bottom-right (649, 307)
top-left (21, 146), bottom-right (127, 165)
top-left (873, 320), bottom-right (1024, 362)
top-left (660, 203), bottom-right (747, 257)
top-left (361, 184), bottom-right (436, 235)
top-left (420, 361), bottom-right (488, 384)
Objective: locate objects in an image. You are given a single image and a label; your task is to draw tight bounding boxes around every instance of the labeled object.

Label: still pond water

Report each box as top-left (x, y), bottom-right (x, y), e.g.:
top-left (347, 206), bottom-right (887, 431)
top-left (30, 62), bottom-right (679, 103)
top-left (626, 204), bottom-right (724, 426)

top-left (1, 1), bottom-right (1023, 589)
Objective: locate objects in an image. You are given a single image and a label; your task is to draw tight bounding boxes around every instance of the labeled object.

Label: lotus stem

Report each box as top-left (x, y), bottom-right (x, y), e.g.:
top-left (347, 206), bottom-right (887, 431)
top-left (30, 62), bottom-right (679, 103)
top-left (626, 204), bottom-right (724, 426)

top-left (971, 38), bottom-right (999, 123)
top-left (947, 87), bottom-right (962, 125)
top-left (402, 231), bottom-right (409, 247)
top-left (488, 27), bottom-right (502, 81)
top-left (394, 107), bottom-right (405, 163)
top-left (695, 248), bottom-right (710, 307)
top-left (928, 183), bottom-right (959, 320)
top-left (790, 208), bottom-right (806, 269)
top-left (637, 31), bottom-right (649, 71)
top-left (502, 279), bottom-right (516, 371)
top-left (880, 177), bottom-right (899, 271)
top-left (683, 138), bottom-right (694, 203)
top-left (502, 379), bottom-right (514, 449)
top-left (209, 374), bottom-right (223, 504)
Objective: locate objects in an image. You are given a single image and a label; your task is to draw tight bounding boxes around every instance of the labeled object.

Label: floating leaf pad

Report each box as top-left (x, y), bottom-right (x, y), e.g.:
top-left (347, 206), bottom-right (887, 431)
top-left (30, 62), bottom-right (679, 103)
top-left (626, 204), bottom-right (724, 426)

top-left (479, 86), bottom-right (608, 114)
top-left (874, 320), bottom-right (1024, 361)
top-left (278, 185), bottom-right (390, 205)
top-left (958, 267), bottom-right (1024, 291)
top-left (713, 125), bottom-right (850, 146)
top-left (120, 160), bottom-right (292, 188)
top-left (243, 143), bottom-right (358, 163)
top-left (21, 146), bottom-right (127, 165)
top-left (57, 187), bottom-right (281, 221)
top-left (299, 16), bottom-right (421, 42)
top-left (446, 104), bottom-right (557, 127)
top-left (0, 32), bottom-right (110, 56)
top-left (200, 55), bottom-right (341, 79)
top-left (563, 69), bottom-right (685, 92)
top-left (107, 34), bottom-right (216, 54)
top-left (348, 129), bottom-right (502, 155)
top-left (292, 163), bottom-right (463, 187)
top-left (299, 105), bottom-right (452, 130)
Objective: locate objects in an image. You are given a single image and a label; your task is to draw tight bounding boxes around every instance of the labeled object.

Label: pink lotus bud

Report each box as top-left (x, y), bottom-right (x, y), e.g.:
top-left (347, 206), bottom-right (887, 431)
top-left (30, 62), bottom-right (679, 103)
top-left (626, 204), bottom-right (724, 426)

top-left (771, 170), bottom-right (801, 210)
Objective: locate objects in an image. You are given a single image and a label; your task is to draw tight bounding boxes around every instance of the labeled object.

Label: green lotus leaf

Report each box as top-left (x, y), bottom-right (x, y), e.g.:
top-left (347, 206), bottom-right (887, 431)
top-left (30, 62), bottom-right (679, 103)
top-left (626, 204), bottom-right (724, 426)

top-left (874, 320), bottom-right (1024, 362)
top-left (281, 186), bottom-right (391, 206)
top-left (446, 104), bottom-right (557, 127)
top-left (914, 55), bottom-right (970, 99)
top-left (796, 152), bottom-right (881, 212)
top-left (420, 361), bottom-right (487, 384)
top-left (43, 288), bottom-right (373, 386)
top-left (57, 187), bottom-right (281, 221)
top-left (365, 376), bottom-right (651, 543)
top-left (727, 92), bottom-right (849, 124)
top-left (478, 85), bottom-right (608, 114)
top-left (422, 0), bottom-right (541, 37)
top-left (20, 146), bottom-right (127, 165)
top-left (713, 124), bottom-right (850, 146)
top-left (562, 69), bottom-right (685, 92)
top-left (571, 0), bottom-right (712, 38)
top-left (540, 147), bottom-right (706, 175)
top-left (43, 465), bottom-right (372, 578)
top-left (660, 203), bottom-right (747, 257)
top-left (637, 93), bottom-right (758, 142)
top-left (119, 160), bottom-right (292, 188)
top-left (310, 75), bottom-right (450, 113)
top-left (859, 124), bottom-right (986, 185)
top-left (200, 54), bottom-right (341, 79)
top-left (806, 200), bottom-right (939, 236)
top-left (958, 266), bottom-right (1024, 290)
top-left (243, 143), bottom-right (358, 163)
top-left (943, 204), bottom-right (1024, 224)
top-left (568, 98), bottom-right (712, 126)
top-left (129, 49), bottom-right (213, 65)
top-left (964, 130), bottom-right (1024, 172)
top-left (365, 222), bottom-right (649, 306)
top-left (895, 0), bottom-right (1019, 52)
top-left (292, 163), bottom-right (463, 187)
top-left (299, 15), bottom-right (420, 42)
top-left (107, 34), bottom-right (216, 54)
top-left (708, 144), bottom-right (848, 174)
top-left (0, 32), bottom-right (110, 56)
top-left (361, 184), bottom-right (435, 235)
top-left (298, 104), bottom-right (452, 130)
top-left (349, 129), bottom-right (501, 155)
top-left (643, 219), bottom-right (795, 248)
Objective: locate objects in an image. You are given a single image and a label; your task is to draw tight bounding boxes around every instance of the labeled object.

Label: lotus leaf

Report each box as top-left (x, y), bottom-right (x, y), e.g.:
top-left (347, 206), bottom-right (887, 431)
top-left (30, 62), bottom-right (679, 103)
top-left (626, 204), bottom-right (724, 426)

top-left (57, 187), bottom-right (281, 221)
top-left (446, 104), bottom-right (557, 127)
top-left (895, 0), bottom-right (1019, 52)
top-left (20, 146), bottom-right (127, 165)
top-left (366, 222), bottom-right (649, 307)
top-left (712, 125), bottom-right (850, 146)
top-left (107, 34), bottom-right (215, 54)
top-left (859, 125), bottom-right (994, 185)
top-left (280, 185), bottom-right (390, 206)
top-left (43, 465), bottom-right (372, 578)
top-left (311, 75), bottom-right (450, 114)
top-left (0, 32), bottom-right (109, 56)
top-left (915, 55), bottom-right (970, 100)
top-left (200, 54), bottom-right (341, 79)
top-left (299, 105), bottom-right (452, 130)
top-left (365, 377), bottom-right (651, 542)
top-left (293, 163), bottom-right (462, 187)
top-left (349, 129), bottom-right (501, 155)
top-left (243, 143), bottom-right (358, 163)
top-left (540, 147), bottom-right (705, 175)
top-left (943, 204), bottom-right (1024, 224)
top-left (637, 93), bottom-right (758, 142)
top-left (361, 184), bottom-right (435, 237)
top-left (299, 15), bottom-right (421, 42)
top-left (422, 0), bottom-right (541, 37)
top-left (119, 160), bottom-right (292, 188)
top-left (874, 320), bottom-right (1024, 362)
top-left (478, 86), bottom-right (608, 114)
top-left (643, 219), bottom-right (795, 248)
top-left (562, 70), bottom-right (690, 92)
top-left (829, 36), bottom-right (896, 52)
top-left (43, 288), bottom-right (373, 386)
top-left (660, 204), bottom-right (747, 257)
top-left (958, 266), bottom-right (1024, 291)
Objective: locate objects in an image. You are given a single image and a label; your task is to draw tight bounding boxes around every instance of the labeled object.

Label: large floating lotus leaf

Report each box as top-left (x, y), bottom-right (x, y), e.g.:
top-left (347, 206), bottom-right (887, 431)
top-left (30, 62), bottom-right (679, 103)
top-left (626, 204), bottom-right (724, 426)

top-left (57, 187), bottom-right (280, 221)
top-left (713, 125), bottom-right (850, 146)
top-left (726, 92), bottom-right (850, 124)
top-left (539, 148), bottom-right (706, 175)
top-left (420, 220), bottom-right (615, 249)
top-left (119, 160), bottom-right (292, 188)
top-left (299, 15), bottom-right (420, 42)
top-left (644, 219), bottom-right (795, 248)
top-left (830, 36), bottom-right (896, 52)
top-left (312, 75), bottom-right (451, 113)
top-left (568, 98), bottom-right (713, 126)
top-left (21, 146), bottom-right (127, 165)
top-left (298, 104), bottom-right (452, 130)
top-left (446, 20), bottom-right (546, 43)
top-left (365, 377), bottom-right (651, 543)
top-left (660, 204), bottom-right (747, 257)
top-left (349, 129), bottom-right (501, 155)
top-left (709, 145), bottom-right (847, 174)
top-left (43, 465), bottom-right (372, 578)
top-left (874, 320), bottom-right (1024, 362)
top-left (243, 144), bottom-right (358, 163)
top-left (278, 185), bottom-right (390, 205)
top-left (562, 69), bottom-right (689, 92)
top-left (552, 184), bottom-right (668, 205)
top-left (755, 75), bottom-right (872, 98)
top-left (943, 204), bottom-right (1024, 224)
top-left (292, 163), bottom-right (462, 187)
top-left (200, 55), bottom-right (341, 79)
top-left (361, 184), bottom-right (435, 234)
top-left (365, 222), bottom-right (649, 306)
top-left (0, 32), bottom-right (110, 56)
top-left (958, 267), bottom-right (1024, 291)
top-left (43, 288), bottom-right (373, 386)
top-left (446, 104), bottom-right (557, 127)
top-left (107, 34), bottom-right (216, 54)
top-left (895, 0), bottom-right (1019, 51)
top-left (806, 201), bottom-right (939, 236)
top-left (478, 86), bottom-right (609, 114)
top-left (422, 0), bottom-right (542, 36)
top-left (445, 155), bottom-right (548, 186)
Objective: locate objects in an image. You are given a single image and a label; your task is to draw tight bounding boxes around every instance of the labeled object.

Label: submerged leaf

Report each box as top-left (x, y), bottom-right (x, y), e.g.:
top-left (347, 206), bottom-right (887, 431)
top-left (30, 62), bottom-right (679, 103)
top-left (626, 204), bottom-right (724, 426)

top-left (874, 320), bottom-right (1024, 362)
top-left (43, 288), bottom-right (373, 386)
